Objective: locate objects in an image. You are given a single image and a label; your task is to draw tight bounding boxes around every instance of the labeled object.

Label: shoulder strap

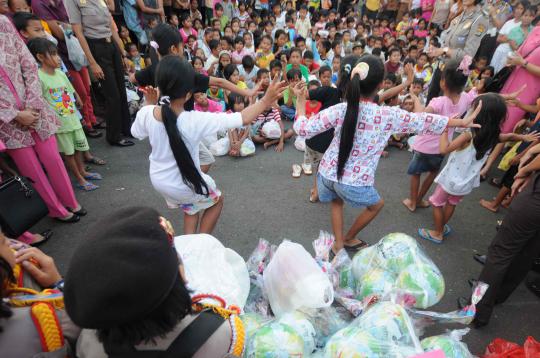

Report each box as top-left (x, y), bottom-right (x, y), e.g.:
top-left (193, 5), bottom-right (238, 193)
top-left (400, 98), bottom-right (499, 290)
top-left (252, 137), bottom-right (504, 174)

top-left (29, 302), bottom-right (65, 353)
top-left (104, 310), bottom-right (225, 358)
top-left (0, 64), bottom-right (23, 110)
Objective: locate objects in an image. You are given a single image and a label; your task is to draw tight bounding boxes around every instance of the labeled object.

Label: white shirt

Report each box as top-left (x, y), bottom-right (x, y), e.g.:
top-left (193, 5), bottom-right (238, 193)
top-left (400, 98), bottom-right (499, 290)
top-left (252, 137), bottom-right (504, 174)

top-left (490, 19), bottom-right (522, 74)
top-left (204, 54), bottom-right (218, 71)
top-left (131, 106), bottom-right (243, 206)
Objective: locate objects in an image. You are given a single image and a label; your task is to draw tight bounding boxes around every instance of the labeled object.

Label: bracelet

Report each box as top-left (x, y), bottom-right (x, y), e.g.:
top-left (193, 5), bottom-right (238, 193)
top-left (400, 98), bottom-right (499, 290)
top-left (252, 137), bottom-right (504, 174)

top-left (52, 279), bottom-right (65, 292)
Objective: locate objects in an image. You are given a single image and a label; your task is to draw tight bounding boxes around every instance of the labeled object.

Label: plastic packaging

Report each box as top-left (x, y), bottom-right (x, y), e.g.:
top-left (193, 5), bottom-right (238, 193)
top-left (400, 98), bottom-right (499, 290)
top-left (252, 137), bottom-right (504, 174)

top-left (483, 336), bottom-right (540, 358)
top-left (245, 322), bottom-right (306, 357)
top-left (261, 121), bottom-right (282, 139)
top-left (278, 311), bottom-right (317, 354)
top-left (263, 240), bottom-right (334, 317)
top-left (173, 234), bottom-right (250, 308)
top-left (351, 233), bottom-right (445, 309)
top-left (209, 137), bottom-right (230, 156)
top-left (240, 138), bottom-right (256, 157)
top-left (245, 239), bottom-right (272, 317)
top-left (420, 329), bottom-right (474, 358)
top-left (324, 301), bottom-right (422, 357)
top-left (295, 136), bottom-right (306, 151)
top-left (241, 312), bottom-right (273, 339)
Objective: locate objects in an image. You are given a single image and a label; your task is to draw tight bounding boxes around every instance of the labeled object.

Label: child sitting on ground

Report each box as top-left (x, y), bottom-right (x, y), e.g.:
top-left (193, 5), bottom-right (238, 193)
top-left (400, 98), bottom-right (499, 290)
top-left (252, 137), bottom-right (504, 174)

top-left (194, 92), bottom-right (224, 112)
top-left (252, 99), bottom-right (294, 152)
top-left (28, 38), bottom-right (101, 191)
top-left (223, 64), bottom-right (248, 92)
top-left (125, 43), bottom-right (146, 72)
top-left (280, 68), bottom-right (302, 121)
top-left (238, 55), bottom-right (259, 89)
top-left (227, 93), bottom-right (255, 157)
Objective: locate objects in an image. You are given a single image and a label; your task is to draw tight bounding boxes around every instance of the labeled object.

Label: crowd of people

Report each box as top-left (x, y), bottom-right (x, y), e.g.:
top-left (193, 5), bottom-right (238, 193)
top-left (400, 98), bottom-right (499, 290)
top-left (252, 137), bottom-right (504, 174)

top-left (1, 0), bottom-right (540, 355)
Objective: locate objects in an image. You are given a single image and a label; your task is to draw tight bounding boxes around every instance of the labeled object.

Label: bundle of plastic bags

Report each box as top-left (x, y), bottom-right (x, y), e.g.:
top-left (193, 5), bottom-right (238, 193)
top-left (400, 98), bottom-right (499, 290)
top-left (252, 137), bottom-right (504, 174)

top-left (421, 329), bottom-right (474, 358)
top-left (351, 233), bottom-right (445, 309)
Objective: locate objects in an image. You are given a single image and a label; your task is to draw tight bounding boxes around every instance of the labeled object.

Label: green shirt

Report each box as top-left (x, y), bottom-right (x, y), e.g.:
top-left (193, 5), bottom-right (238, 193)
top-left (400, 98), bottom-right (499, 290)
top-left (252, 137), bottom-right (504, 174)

top-left (220, 15), bottom-right (229, 32)
top-left (286, 64), bottom-right (309, 82)
top-left (38, 69), bottom-right (82, 133)
top-left (283, 88), bottom-right (296, 106)
top-left (508, 25), bottom-right (532, 48)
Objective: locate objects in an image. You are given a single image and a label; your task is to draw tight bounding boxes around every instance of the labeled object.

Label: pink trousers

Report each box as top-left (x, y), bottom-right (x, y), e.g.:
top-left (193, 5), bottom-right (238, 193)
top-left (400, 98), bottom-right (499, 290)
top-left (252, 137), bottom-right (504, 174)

top-left (7, 132), bottom-right (78, 218)
top-left (68, 67), bottom-right (97, 129)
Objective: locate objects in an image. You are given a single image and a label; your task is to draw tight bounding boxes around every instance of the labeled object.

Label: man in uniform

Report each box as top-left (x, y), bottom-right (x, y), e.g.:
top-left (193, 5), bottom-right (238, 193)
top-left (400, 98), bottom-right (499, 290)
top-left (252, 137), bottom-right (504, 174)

top-left (427, 0), bottom-right (488, 103)
top-left (475, 0), bottom-right (512, 60)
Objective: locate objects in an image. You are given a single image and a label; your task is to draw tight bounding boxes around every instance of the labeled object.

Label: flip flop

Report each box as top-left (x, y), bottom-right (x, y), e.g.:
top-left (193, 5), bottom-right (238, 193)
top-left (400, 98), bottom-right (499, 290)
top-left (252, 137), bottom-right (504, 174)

top-left (302, 163), bottom-right (313, 175)
top-left (84, 172), bottom-right (102, 180)
top-left (344, 239), bottom-right (369, 254)
top-left (292, 164), bottom-right (302, 178)
top-left (85, 156), bottom-right (106, 165)
top-left (418, 228), bottom-right (443, 244)
top-left (76, 182), bottom-right (99, 191)
top-left (443, 224), bottom-right (452, 237)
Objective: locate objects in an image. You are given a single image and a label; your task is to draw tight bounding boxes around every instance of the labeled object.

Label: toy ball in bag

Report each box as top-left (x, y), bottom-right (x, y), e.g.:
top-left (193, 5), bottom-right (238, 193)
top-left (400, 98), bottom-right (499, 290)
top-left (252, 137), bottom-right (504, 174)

top-left (351, 246), bottom-right (378, 281)
top-left (421, 335), bottom-right (473, 358)
top-left (356, 267), bottom-right (396, 301)
top-left (246, 322), bottom-right (305, 358)
top-left (376, 233), bottom-right (420, 274)
top-left (355, 301), bottom-right (418, 348)
top-left (324, 326), bottom-right (386, 358)
top-left (261, 121), bottom-right (282, 139)
top-left (241, 313), bottom-right (271, 339)
top-left (395, 263), bottom-right (445, 309)
top-left (278, 311), bottom-right (316, 354)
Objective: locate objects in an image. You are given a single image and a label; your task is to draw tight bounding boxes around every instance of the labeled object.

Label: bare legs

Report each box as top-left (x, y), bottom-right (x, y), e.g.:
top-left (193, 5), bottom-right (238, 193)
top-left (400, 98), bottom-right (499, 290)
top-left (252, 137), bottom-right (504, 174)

top-left (182, 196), bottom-right (224, 235)
top-left (480, 142), bottom-right (505, 178)
top-left (63, 152), bottom-right (92, 186)
top-left (480, 186), bottom-right (511, 213)
top-left (331, 198), bottom-right (385, 253)
top-left (403, 171), bottom-right (436, 212)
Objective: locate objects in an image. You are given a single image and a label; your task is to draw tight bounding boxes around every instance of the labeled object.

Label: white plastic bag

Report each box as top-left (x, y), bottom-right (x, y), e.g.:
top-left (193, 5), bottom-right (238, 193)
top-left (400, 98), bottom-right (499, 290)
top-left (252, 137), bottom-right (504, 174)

top-left (209, 137), bottom-right (230, 156)
top-left (240, 138), bottom-right (256, 157)
top-left (63, 27), bottom-right (88, 71)
top-left (420, 329), bottom-right (474, 358)
top-left (261, 121), bottom-right (281, 139)
top-left (294, 137), bottom-right (306, 152)
top-left (174, 234), bottom-right (250, 308)
top-left (263, 240), bottom-right (334, 317)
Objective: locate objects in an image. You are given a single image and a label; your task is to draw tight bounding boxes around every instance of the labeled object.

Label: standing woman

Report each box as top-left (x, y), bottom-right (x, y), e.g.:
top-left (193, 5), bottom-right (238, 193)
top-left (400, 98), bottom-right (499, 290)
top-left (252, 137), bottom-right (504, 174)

top-left (64, 0), bottom-right (134, 147)
top-left (31, 0), bottom-right (100, 138)
top-left (429, 0), bottom-right (451, 30)
top-left (0, 15), bottom-right (83, 223)
top-left (480, 20), bottom-right (540, 179)
top-left (427, 0), bottom-right (488, 103)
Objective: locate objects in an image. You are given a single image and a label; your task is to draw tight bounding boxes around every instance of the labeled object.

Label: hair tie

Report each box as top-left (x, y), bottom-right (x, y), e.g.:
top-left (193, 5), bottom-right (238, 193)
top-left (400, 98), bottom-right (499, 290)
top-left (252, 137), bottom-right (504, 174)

top-left (351, 62), bottom-right (370, 80)
top-left (458, 55), bottom-right (472, 76)
top-left (344, 64), bottom-right (352, 74)
top-left (159, 96), bottom-right (171, 105)
top-left (150, 41), bottom-right (159, 50)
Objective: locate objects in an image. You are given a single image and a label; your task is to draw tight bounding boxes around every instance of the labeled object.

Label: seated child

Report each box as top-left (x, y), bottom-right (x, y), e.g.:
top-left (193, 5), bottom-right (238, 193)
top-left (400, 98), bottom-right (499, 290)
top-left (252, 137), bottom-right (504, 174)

top-left (223, 64), bottom-right (248, 91)
top-left (227, 93), bottom-right (255, 157)
top-left (28, 38), bottom-right (101, 191)
top-left (194, 92), bottom-right (224, 112)
top-left (286, 47), bottom-right (310, 81)
top-left (305, 80), bottom-right (322, 118)
top-left (238, 55), bottom-right (259, 89)
top-left (252, 99), bottom-right (294, 152)
top-left (125, 43), bottom-right (145, 72)
top-left (280, 68), bottom-right (302, 121)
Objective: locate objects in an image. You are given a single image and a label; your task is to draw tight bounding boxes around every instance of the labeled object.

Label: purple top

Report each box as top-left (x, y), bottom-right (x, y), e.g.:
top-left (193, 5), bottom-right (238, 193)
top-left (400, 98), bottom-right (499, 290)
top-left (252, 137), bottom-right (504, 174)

top-left (31, 0), bottom-right (74, 70)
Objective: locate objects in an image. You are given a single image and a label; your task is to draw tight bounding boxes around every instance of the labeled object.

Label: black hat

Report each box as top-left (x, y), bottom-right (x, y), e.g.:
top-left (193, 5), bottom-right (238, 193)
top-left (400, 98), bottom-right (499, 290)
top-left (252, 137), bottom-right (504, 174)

top-left (64, 207), bottom-right (179, 329)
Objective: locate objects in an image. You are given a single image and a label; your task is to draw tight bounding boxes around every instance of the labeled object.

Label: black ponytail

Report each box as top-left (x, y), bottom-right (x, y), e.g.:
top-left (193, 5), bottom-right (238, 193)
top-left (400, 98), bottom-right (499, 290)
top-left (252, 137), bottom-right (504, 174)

top-left (156, 56), bottom-right (209, 196)
top-left (337, 55), bottom-right (384, 180)
top-left (471, 93), bottom-right (506, 160)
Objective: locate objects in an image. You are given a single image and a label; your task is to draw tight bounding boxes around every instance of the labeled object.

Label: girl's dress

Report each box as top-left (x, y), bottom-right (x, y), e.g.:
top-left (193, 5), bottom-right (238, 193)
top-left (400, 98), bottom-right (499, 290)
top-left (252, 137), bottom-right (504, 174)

top-left (180, 27), bottom-right (198, 44)
top-left (131, 106), bottom-right (243, 214)
top-left (501, 25), bottom-right (540, 133)
top-left (434, 134), bottom-right (488, 198)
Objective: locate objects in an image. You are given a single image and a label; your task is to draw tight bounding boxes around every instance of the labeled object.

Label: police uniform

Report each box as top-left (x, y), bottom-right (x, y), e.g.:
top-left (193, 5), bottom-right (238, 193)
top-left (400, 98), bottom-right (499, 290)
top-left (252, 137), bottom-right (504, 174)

top-left (427, 5), bottom-right (488, 103)
top-left (64, 0), bottom-right (132, 145)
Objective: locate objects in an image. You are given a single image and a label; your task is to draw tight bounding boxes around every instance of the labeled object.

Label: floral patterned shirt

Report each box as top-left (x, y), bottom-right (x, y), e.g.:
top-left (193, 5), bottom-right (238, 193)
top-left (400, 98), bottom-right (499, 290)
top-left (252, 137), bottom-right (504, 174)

top-left (0, 16), bottom-right (60, 150)
top-left (294, 102), bottom-right (449, 186)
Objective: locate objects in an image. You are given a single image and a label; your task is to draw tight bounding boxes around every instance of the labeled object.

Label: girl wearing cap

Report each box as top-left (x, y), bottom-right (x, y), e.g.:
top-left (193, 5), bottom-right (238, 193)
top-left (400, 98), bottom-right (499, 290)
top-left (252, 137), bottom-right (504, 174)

top-left (293, 54), bottom-right (482, 258)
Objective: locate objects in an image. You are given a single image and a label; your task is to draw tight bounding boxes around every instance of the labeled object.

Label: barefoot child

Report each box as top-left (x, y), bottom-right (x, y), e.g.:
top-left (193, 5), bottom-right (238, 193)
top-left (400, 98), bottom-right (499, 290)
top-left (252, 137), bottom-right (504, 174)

top-left (294, 54), bottom-right (481, 257)
top-left (28, 38), bottom-right (101, 192)
top-left (132, 56), bottom-right (286, 234)
top-left (418, 94), bottom-right (540, 243)
top-left (227, 93), bottom-right (255, 157)
top-left (251, 103), bottom-right (294, 152)
top-left (403, 57), bottom-right (478, 212)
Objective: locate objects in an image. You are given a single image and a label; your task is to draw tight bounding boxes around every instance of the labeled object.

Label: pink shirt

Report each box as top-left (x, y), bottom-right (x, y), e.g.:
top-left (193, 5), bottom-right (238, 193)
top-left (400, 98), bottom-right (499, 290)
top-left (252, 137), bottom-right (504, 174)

top-left (294, 102), bottom-right (448, 186)
top-left (231, 49), bottom-right (252, 64)
top-left (179, 28), bottom-right (198, 44)
top-left (421, 0), bottom-right (434, 21)
top-left (412, 90), bottom-right (477, 155)
top-left (194, 98), bottom-right (223, 113)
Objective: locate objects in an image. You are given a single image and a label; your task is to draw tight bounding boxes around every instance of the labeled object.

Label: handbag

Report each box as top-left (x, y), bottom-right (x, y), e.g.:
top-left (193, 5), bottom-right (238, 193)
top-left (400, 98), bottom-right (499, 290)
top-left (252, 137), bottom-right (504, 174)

top-left (0, 176), bottom-right (48, 238)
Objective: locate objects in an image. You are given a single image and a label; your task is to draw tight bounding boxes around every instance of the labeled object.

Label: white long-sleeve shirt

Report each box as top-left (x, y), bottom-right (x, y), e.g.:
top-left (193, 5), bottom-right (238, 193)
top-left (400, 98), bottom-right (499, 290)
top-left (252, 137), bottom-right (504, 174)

top-left (132, 106), bottom-right (242, 205)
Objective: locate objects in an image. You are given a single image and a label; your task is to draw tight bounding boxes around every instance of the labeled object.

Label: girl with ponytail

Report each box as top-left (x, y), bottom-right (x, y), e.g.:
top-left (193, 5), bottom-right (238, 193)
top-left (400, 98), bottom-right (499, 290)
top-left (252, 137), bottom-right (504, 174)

top-left (294, 54), bottom-right (482, 257)
top-left (132, 55), bottom-right (286, 234)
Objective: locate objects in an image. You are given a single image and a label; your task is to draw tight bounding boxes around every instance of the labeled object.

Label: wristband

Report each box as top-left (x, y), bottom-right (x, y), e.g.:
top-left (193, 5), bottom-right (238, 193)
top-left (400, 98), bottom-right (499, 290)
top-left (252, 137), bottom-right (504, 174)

top-left (52, 279), bottom-right (65, 292)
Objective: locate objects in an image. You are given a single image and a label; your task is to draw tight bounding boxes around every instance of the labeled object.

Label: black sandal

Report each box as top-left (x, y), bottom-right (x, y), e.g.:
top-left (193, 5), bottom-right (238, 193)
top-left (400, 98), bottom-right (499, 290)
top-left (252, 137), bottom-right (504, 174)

top-left (344, 240), bottom-right (369, 254)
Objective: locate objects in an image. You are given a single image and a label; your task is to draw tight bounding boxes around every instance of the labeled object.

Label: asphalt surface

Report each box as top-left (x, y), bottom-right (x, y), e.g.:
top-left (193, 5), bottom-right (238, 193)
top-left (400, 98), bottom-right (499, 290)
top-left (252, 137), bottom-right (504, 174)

top-left (31, 129), bottom-right (539, 355)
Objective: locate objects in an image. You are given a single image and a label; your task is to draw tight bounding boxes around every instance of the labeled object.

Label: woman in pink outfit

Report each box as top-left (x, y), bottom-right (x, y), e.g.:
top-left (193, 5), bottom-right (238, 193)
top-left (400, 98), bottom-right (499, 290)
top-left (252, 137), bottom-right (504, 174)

top-left (481, 23), bottom-right (540, 178)
top-left (0, 15), bottom-right (83, 223)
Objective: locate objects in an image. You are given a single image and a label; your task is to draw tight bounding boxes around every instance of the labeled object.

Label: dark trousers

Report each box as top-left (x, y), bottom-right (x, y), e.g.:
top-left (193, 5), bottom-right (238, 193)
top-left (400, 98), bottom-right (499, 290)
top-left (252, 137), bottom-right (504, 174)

top-left (87, 39), bottom-right (131, 144)
top-left (476, 175), bottom-right (540, 324)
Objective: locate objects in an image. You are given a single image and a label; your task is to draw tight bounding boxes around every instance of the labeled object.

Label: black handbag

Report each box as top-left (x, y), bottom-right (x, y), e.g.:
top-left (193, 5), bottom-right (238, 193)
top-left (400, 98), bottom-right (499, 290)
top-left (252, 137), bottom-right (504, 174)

top-left (0, 176), bottom-right (48, 238)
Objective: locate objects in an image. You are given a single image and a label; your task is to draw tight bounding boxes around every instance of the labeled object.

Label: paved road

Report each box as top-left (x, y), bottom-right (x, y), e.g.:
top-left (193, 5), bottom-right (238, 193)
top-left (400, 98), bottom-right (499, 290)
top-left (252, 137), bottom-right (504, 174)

top-left (32, 133), bottom-right (539, 355)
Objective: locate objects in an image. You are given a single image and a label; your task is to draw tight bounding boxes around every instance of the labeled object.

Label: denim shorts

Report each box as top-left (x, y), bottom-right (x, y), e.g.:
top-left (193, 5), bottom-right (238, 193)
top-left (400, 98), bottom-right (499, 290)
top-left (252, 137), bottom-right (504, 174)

top-left (407, 151), bottom-right (445, 175)
top-left (317, 174), bottom-right (381, 208)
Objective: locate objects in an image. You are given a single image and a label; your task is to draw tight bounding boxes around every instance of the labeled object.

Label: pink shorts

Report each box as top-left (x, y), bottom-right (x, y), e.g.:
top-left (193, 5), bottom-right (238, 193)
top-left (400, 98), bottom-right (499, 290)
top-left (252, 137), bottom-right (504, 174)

top-left (429, 185), bottom-right (463, 207)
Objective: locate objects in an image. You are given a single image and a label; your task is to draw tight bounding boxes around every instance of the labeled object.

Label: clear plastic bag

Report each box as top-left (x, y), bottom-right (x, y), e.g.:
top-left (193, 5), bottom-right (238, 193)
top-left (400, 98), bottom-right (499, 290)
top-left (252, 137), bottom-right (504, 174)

top-left (240, 138), bottom-right (256, 157)
top-left (295, 136), bottom-right (306, 151)
top-left (420, 329), bottom-right (474, 358)
top-left (261, 121), bottom-right (282, 139)
top-left (63, 27), bottom-right (88, 71)
top-left (263, 240), bottom-right (334, 317)
top-left (209, 137), bottom-right (230, 156)
top-left (245, 321), bottom-right (307, 357)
